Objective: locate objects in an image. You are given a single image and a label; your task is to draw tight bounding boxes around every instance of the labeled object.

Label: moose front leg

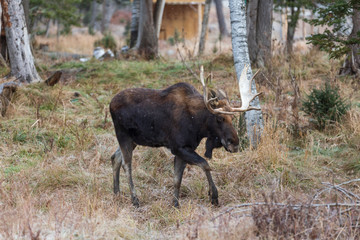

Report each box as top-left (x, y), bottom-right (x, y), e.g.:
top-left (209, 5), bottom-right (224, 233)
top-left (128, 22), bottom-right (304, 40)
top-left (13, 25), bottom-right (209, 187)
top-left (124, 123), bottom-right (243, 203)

top-left (204, 169), bottom-right (218, 206)
top-left (173, 156), bottom-right (186, 208)
top-left (174, 148), bottom-right (219, 206)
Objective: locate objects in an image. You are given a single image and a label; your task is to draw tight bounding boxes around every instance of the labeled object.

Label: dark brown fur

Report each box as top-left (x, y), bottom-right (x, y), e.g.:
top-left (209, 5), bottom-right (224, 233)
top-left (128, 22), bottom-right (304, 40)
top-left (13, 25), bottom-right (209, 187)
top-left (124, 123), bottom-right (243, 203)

top-left (110, 82), bottom-right (239, 207)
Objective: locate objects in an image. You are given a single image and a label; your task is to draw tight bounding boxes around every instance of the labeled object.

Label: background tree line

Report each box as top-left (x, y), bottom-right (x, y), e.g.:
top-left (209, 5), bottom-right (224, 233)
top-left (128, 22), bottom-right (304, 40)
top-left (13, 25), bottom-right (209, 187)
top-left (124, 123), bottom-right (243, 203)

top-left (2, 0), bottom-right (359, 73)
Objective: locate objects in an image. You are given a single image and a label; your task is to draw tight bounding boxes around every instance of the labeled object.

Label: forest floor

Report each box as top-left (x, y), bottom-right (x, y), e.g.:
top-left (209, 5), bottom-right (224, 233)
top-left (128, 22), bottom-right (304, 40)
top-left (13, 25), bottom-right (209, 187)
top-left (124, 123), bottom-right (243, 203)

top-left (1, 47), bottom-right (360, 239)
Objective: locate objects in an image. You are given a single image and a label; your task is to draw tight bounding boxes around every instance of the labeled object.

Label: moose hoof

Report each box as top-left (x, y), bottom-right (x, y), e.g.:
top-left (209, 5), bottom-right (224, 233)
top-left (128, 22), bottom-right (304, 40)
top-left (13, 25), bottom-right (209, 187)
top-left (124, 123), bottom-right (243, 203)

top-left (211, 197), bottom-right (219, 206)
top-left (132, 196), bottom-right (140, 208)
top-left (113, 188), bottom-right (120, 195)
top-left (210, 192), bottom-right (219, 206)
top-left (173, 199), bottom-right (180, 208)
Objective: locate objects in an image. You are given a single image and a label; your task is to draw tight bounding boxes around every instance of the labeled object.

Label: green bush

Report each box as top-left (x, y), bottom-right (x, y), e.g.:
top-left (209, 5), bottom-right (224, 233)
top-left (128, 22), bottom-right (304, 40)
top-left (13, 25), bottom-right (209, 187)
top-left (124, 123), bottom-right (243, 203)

top-left (94, 33), bottom-right (117, 52)
top-left (302, 83), bottom-right (350, 129)
top-left (167, 29), bottom-right (184, 46)
top-left (12, 130), bottom-right (27, 143)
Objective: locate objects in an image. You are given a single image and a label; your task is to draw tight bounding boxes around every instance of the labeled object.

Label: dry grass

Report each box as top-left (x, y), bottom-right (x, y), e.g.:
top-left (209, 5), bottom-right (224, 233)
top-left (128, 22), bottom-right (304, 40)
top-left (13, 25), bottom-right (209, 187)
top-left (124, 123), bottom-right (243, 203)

top-left (35, 34), bottom-right (107, 55)
top-left (1, 47), bottom-right (360, 239)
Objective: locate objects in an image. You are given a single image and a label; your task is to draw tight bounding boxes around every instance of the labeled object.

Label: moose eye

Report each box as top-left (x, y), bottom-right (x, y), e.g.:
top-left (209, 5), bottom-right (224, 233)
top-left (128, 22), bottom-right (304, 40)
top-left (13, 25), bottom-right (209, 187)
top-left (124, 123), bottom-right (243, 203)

top-left (216, 116), bottom-right (224, 123)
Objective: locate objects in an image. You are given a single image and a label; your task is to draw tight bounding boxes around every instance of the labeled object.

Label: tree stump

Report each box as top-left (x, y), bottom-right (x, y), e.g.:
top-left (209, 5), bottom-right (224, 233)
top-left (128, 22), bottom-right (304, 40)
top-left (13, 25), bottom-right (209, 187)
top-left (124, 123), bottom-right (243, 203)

top-left (45, 71), bottom-right (62, 86)
top-left (0, 81), bottom-right (18, 116)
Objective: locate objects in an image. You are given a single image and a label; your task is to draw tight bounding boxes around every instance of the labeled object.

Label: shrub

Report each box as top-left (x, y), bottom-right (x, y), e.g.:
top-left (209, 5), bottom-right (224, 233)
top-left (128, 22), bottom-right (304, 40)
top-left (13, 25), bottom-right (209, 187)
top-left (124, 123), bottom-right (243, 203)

top-left (302, 83), bottom-right (349, 129)
top-left (167, 29), bottom-right (184, 46)
top-left (94, 33), bottom-right (117, 52)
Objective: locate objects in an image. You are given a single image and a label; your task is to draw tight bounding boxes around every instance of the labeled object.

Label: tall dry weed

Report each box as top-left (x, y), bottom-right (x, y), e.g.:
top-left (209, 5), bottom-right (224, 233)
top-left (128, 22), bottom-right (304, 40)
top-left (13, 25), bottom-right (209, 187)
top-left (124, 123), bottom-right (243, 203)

top-left (251, 121), bottom-right (290, 170)
top-left (343, 110), bottom-right (360, 151)
top-left (252, 191), bottom-right (360, 239)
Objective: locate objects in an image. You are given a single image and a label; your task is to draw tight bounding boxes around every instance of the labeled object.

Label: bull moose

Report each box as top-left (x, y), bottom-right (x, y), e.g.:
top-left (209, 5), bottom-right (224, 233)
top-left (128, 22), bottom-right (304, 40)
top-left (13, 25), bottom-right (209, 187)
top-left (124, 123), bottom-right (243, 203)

top-left (109, 65), bottom-right (261, 207)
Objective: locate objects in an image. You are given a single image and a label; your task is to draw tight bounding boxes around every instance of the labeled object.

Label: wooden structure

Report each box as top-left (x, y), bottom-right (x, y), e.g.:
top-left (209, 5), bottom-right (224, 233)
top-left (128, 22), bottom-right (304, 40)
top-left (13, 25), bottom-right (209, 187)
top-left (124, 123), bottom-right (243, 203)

top-left (156, 0), bottom-right (205, 40)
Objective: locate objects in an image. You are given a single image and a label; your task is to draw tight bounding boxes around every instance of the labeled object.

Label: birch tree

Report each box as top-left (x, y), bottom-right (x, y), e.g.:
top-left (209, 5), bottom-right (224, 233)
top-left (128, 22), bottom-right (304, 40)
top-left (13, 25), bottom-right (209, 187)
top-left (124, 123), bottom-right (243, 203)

top-left (2, 0), bottom-right (41, 83)
top-left (153, 0), bottom-right (165, 38)
top-left (229, 0), bottom-right (263, 147)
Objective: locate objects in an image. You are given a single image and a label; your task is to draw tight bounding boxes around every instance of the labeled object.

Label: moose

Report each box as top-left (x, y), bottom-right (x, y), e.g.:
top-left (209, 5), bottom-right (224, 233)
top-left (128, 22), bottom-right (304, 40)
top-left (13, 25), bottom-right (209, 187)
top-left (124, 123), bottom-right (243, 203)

top-left (109, 65), bottom-right (261, 207)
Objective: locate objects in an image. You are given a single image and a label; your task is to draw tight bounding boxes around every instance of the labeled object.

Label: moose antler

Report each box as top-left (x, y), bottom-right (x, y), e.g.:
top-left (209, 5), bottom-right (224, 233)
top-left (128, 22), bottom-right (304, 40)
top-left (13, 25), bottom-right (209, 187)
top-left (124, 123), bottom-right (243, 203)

top-left (200, 65), bottom-right (263, 115)
top-left (200, 66), bottom-right (234, 115)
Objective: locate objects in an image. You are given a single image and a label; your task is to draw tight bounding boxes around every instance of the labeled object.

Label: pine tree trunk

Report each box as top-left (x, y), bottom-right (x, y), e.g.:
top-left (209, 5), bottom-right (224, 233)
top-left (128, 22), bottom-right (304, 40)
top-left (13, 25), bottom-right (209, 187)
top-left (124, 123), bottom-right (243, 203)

top-left (130, 0), bottom-right (140, 48)
top-left (247, 0), bottom-right (259, 65)
top-left (286, 2), bottom-right (300, 55)
top-left (229, 0), bottom-right (264, 148)
top-left (340, 7), bottom-right (360, 76)
top-left (45, 19), bottom-right (51, 37)
top-left (0, 3), bottom-right (8, 68)
top-left (135, 0), bottom-right (158, 59)
top-left (214, 0), bottom-right (228, 37)
top-left (89, 0), bottom-right (99, 33)
top-left (0, 3), bottom-right (2, 33)
top-left (256, 0), bottom-right (273, 67)
top-left (198, 0), bottom-right (212, 56)
top-left (247, 0), bottom-right (273, 67)
top-left (0, 0), bottom-right (8, 62)
top-left (3, 0), bottom-right (41, 83)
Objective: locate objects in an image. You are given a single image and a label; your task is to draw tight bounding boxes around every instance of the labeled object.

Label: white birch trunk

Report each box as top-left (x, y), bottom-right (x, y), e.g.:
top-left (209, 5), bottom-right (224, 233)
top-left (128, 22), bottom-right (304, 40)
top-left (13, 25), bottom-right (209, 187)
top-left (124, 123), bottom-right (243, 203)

top-left (153, 0), bottom-right (165, 39)
top-left (229, 0), bottom-right (263, 147)
top-left (4, 0), bottom-right (41, 83)
top-left (135, 0), bottom-right (145, 50)
top-left (130, 0), bottom-right (140, 48)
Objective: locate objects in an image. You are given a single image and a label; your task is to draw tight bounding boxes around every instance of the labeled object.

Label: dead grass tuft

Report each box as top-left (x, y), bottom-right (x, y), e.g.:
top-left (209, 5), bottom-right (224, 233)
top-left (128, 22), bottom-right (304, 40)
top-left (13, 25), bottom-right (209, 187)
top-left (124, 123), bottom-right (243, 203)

top-left (35, 34), bottom-right (107, 55)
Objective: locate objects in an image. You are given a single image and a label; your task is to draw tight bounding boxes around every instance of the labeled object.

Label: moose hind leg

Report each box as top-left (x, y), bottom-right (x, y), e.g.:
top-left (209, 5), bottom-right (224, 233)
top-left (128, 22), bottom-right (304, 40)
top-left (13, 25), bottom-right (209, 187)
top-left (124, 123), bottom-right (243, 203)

top-left (111, 148), bottom-right (123, 194)
top-left (173, 156), bottom-right (186, 208)
top-left (121, 143), bottom-right (139, 207)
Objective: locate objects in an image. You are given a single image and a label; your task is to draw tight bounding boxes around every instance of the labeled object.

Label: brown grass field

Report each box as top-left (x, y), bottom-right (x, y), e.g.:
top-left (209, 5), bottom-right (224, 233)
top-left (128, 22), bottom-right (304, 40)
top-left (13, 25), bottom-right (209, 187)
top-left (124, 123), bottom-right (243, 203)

top-left (1, 33), bottom-right (360, 239)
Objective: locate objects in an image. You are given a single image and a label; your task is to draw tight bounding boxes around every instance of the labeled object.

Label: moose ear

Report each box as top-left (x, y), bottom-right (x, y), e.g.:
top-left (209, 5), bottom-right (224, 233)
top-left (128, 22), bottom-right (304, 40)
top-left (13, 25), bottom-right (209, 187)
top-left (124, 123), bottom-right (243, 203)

top-left (217, 89), bottom-right (228, 100)
top-left (208, 90), bottom-right (219, 108)
top-left (209, 89), bottom-right (217, 99)
top-left (209, 89), bottom-right (227, 100)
